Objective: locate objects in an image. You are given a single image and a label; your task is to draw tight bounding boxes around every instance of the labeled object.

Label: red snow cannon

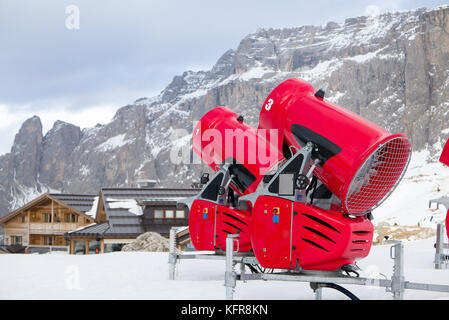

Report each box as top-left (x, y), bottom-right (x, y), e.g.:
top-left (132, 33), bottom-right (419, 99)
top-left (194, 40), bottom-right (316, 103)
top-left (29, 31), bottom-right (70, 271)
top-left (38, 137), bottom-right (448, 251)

top-left (440, 138), bottom-right (449, 167)
top-left (438, 138), bottom-right (449, 237)
top-left (258, 78), bottom-right (411, 216)
top-left (187, 106), bottom-right (284, 252)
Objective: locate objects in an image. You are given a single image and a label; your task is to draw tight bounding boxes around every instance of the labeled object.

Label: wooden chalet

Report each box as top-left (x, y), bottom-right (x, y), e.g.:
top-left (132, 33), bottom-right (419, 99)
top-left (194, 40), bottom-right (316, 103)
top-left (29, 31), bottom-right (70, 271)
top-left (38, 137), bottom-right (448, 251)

top-left (0, 194), bottom-right (97, 253)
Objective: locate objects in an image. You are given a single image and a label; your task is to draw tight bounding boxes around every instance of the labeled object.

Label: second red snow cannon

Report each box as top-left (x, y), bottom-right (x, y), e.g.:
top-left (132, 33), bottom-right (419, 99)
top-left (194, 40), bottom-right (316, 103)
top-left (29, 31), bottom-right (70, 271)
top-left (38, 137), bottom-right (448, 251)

top-left (187, 106), bottom-right (283, 252)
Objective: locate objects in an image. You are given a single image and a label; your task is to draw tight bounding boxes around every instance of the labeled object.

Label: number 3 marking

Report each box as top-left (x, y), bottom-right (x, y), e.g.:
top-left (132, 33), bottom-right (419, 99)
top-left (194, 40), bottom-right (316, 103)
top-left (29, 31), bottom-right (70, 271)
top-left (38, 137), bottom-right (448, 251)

top-left (264, 98), bottom-right (274, 111)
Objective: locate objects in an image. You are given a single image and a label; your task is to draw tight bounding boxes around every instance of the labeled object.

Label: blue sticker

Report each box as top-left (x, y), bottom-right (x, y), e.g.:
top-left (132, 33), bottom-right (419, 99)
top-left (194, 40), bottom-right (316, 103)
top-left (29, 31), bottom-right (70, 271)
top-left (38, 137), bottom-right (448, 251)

top-left (296, 194), bottom-right (302, 201)
top-left (203, 213), bottom-right (208, 220)
top-left (272, 215), bottom-right (279, 223)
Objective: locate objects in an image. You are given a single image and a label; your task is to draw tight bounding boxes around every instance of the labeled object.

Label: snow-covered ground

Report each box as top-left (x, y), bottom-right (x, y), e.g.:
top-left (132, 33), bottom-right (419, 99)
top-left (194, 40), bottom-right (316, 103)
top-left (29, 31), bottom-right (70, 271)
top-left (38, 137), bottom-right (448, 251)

top-left (1, 145), bottom-right (448, 299)
top-left (1, 238), bottom-right (448, 300)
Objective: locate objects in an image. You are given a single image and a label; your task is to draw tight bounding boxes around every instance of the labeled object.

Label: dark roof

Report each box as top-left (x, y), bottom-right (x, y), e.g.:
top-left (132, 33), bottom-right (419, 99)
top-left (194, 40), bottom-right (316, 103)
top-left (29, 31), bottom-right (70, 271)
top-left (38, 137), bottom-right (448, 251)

top-left (49, 194), bottom-right (97, 215)
top-left (67, 222), bottom-right (110, 237)
top-left (87, 188), bottom-right (199, 237)
top-left (101, 188), bottom-right (200, 199)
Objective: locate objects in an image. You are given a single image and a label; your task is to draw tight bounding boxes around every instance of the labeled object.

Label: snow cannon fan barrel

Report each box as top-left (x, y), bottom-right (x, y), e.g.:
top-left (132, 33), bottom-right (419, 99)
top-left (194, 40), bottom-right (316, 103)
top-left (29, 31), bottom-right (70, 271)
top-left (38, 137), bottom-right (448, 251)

top-left (258, 78), bottom-right (411, 216)
top-left (193, 106), bottom-right (284, 196)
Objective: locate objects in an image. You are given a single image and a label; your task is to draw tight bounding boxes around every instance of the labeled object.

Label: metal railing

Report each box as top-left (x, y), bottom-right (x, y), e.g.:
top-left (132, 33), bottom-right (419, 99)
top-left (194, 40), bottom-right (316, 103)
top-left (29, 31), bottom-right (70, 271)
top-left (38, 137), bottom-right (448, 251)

top-left (168, 228), bottom-right (449, 300)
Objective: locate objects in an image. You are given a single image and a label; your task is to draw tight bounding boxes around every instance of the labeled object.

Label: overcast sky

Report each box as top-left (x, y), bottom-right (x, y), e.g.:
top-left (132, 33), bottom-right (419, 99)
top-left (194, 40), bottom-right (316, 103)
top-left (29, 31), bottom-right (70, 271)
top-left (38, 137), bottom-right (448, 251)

top-left (0, 0), bottom-right (446, 155)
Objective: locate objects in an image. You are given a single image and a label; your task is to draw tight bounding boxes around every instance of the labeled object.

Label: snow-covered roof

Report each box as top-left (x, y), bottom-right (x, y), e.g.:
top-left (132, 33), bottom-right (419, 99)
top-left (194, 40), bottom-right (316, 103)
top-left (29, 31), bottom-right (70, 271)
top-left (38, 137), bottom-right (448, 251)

top-left (106, 198), bottom-right (143, 216)
top-left (84, 196), bottom-right (99, 219)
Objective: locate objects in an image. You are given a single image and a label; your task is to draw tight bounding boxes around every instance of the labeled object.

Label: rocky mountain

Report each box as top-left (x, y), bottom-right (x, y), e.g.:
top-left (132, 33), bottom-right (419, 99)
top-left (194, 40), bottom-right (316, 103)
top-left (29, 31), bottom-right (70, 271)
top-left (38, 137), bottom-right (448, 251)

top-left (1, 6), bottom-right (449, 217)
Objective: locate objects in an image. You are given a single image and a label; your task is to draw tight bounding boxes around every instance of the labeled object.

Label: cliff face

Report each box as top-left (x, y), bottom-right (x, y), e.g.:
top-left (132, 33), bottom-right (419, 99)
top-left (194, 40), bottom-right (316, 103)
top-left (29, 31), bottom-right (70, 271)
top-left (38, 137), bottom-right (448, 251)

top-left (1, 6), bottom-right (449, 216)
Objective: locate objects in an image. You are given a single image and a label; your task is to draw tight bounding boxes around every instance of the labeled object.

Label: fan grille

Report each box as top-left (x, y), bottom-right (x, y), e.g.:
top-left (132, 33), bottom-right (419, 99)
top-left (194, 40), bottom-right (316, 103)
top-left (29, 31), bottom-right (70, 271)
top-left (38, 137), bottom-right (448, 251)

top-left (344, 137), bottom-right (411, 216)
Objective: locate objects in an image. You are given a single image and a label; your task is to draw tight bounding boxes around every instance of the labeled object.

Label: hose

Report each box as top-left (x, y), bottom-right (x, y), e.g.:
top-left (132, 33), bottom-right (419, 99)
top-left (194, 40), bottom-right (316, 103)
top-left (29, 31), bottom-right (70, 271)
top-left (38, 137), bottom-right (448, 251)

top-left (313, 282), bottom-right (360, 300)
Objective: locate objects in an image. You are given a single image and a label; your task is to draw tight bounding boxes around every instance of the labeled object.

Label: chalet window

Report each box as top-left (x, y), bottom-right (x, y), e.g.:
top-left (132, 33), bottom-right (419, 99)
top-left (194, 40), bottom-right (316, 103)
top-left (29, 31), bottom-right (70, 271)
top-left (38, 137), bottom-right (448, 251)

top-left (165, 210), bottom-right (174, 218)
top-left (65, 213), bottom-right (71, 223)
top-left (176, 210), bottom-right (185, 219)
top-left (43, 236), bottom-right (54, 246)
top-left (21, 216), bottom-right (26, 223)
top-left (154, 209), bottom-right (164, 219)
top-left (86, 218), bottom-right (90, 223)
top-left (74, 241), bottom-right (86, 255)
top-left (71, 214), bottom-right (78, 223)
top-left (11, 236), bottom-right (22, 245)
top-left (43, 213), bottom-right (52, 223)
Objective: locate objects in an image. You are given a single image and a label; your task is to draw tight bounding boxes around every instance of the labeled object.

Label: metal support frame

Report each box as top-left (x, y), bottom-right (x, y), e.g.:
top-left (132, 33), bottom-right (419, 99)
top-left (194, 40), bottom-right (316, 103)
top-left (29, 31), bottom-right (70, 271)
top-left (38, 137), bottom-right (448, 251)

top-left (435, 223), bottom-right (449, 269)
top-left (168, 228), bottom-right (449, 299)
top-left (168, 227), bottom-right (177, 280)
top-left (387, 240), bottom-right (405, 299)
top-left (429, 199), bottom-right (449, 269)
top-left (168, 228), bottom-right (258, 285)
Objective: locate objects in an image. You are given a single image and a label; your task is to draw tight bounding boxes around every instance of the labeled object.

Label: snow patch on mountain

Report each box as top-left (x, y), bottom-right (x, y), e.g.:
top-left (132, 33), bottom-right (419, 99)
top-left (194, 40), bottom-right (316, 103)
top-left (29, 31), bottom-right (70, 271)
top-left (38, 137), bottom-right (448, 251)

top-left (96, 134), bottom-right (133, 152)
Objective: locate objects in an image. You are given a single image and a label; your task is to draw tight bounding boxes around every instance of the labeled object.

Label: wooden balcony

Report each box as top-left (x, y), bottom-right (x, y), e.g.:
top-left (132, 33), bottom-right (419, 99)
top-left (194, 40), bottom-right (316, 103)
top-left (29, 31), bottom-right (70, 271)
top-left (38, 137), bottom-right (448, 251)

top-left (29, 222), bottom-right (81, 235)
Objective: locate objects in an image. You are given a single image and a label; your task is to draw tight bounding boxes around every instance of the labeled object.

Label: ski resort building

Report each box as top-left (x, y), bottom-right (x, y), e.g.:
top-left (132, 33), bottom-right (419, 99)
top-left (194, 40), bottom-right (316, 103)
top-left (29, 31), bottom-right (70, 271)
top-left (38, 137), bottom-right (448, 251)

top-left (0, 194), bottom-right (97, 253)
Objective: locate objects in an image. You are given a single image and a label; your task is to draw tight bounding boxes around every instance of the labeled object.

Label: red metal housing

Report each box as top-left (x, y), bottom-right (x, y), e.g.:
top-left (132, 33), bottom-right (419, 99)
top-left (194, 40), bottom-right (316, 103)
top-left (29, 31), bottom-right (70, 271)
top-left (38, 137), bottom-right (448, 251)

top-left (250, 195), bottom-right (373, 270)
top-left (258, 78), bottom-right (411, 215)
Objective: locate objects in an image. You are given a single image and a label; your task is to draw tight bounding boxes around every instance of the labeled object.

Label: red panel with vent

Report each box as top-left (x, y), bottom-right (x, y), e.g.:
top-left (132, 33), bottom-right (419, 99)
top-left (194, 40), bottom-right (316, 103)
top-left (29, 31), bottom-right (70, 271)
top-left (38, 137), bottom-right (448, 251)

top-left (215, 205), bottom-right (252, 252)
top-left (258, 78), bottom-right (411, 215)
top-left (291, 202), bottom-right (373, 270)
top-left (250, 196), bottom-right (373, 271)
